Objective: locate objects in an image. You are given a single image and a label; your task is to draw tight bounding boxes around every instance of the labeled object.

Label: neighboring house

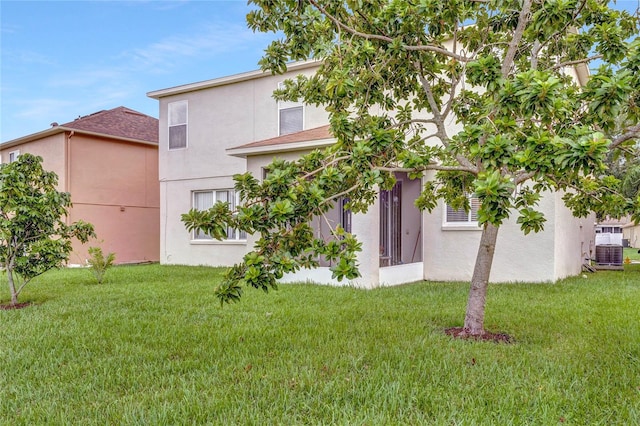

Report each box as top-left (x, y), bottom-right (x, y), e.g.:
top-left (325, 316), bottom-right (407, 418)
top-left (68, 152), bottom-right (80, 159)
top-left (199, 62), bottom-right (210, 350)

top-left (595, 216), bottom-right (627, 246)
top-left (0, 106), bottom-right (160, 265)
top-left (623, 221), bottom-right (640, 248)
top-left (597, 215), bottom-right (639, 248)
top-left (148, 62), bottom-right (595, 287)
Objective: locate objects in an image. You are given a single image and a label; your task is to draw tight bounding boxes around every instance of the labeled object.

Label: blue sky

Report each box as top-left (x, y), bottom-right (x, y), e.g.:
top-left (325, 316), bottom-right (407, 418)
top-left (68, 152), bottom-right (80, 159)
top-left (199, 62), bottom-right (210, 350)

top-left (1, 1), bottom-right (638, 143)
top-left (1, 0), bottom-right (276, 142)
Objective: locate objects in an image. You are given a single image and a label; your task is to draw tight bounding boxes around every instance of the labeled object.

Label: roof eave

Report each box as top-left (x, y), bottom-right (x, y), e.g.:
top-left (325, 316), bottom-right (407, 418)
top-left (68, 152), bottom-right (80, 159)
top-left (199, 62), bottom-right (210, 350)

top-left (66, 128), bottom-right (158, 146)
top-left (1, 126), bottom-right (68, 149)
top-left (226, 138), bottom-right (335, 158)
top-left (1, 126), bottom-right (158, 149)
top-left (147, 60), bottom-right (321, 99)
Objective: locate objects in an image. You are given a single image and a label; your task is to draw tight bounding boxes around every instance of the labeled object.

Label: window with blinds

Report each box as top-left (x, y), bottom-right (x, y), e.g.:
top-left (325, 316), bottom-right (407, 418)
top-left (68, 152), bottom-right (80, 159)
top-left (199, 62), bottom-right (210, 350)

top-left (278, 82), bottom-right (304, 135)
top-left (192, 190), bottom-right (247, 241)
top-left (279, 106), bottom-right (303, 135)
top-left (168, 100), bottom-right (187, 150)
top-left (445, 197), bottom-right (481, 224)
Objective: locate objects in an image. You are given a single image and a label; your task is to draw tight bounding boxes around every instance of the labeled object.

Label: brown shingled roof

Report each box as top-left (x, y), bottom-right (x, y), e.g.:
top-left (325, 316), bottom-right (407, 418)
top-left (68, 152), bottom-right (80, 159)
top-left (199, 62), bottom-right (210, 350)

top-left (60, 106), bottom-right (158, 143)
top-left (233, 125), bottom-right (332, 150)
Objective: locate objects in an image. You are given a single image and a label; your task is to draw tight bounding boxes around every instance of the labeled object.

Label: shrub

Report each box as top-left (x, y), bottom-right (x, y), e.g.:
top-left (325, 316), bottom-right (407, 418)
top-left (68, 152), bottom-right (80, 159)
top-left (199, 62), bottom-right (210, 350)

top-left (87, 246), bottom-right (116, 284)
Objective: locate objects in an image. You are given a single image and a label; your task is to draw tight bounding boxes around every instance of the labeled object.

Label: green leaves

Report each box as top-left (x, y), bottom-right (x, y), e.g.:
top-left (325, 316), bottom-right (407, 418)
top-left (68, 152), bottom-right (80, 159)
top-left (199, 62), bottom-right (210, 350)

top-left (466, 54), bottom-right (502, 91)
top-left (0, 154), bottom-right (96, 304)
top-left (516, 208), bottom-right (546, 235)
top-left (554, 132), bottom-right (610, 175)
top-left (583, 70), bottom-right (634, 132)
top-left (192, 0), bottom-right (640, 305)
top-left (269, 199), bottom-right (294, 219)
top-left (474, 171), bottom-right (515, 226)
top-left (181, 203), bottom-right (231, 241)
top-left (87, 246), bottom-right (116, 284)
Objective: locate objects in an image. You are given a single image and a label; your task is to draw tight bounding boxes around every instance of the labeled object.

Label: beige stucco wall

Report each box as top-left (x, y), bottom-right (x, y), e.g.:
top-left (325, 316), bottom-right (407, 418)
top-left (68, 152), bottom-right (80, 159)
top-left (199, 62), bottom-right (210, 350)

top-left (552, 192), bottom-right (595, 279)
top-left (160, 177), bottom-right (247, 266)
top-left (152, 61), bottom-right (593, 285)
top-left (423, 191), bottom-right (594, 283)
top-left (623, 224), bottom-right (640, 248)
top-left (157, 65), bottom-right (329, 267)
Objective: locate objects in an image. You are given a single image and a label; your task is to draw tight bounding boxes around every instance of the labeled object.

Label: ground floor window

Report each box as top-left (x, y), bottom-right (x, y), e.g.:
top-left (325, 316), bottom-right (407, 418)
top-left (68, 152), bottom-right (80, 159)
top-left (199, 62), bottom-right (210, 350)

top-left (192, 189), bottom-right (246, 241)
top-left (445, 196), bottom-right (481, 225)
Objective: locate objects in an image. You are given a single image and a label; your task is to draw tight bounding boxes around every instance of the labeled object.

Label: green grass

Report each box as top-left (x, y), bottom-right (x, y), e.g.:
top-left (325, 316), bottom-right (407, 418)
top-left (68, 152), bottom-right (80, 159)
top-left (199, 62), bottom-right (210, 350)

top-left (1, 264), bottom-right (639, 425)
top-left (624, 247), bottom-right (640, 261)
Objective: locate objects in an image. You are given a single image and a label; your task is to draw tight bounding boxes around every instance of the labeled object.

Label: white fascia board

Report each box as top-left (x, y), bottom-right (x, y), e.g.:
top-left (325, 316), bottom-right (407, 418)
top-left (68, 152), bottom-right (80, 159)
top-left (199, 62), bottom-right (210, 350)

top-left (226, 138), bottom-right (335, 158)
top-left (147, 60), bottom-right (321, 99)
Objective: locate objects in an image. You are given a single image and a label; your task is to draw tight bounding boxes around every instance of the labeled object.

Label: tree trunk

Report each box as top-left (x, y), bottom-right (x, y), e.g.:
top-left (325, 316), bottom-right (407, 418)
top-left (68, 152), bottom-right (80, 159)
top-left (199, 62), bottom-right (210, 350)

top-left (7, 269), bottom-right (18, 306)
top-left (463, 223), bottom-right (500, 336)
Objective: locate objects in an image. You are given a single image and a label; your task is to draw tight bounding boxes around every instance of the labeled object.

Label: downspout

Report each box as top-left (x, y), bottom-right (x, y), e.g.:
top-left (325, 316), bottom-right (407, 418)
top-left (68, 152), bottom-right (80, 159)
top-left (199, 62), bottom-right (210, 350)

top-left (65, 130), bottom-right (74, 226)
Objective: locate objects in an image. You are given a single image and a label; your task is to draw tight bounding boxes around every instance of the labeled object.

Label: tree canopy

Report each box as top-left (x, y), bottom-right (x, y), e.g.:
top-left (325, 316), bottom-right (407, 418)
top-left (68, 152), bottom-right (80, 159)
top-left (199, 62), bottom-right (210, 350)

top-left (183, 0), bottom-right (640, 336)
top-left (0, 154), bottom-right (94, 306)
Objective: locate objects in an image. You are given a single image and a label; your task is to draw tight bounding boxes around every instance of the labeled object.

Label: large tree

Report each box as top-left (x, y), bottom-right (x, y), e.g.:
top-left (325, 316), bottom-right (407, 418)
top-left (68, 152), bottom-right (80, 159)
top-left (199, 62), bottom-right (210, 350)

top-left (183, 0), bottom-right (640, 336)
top-left (0, 154), bottom-right (95, 306)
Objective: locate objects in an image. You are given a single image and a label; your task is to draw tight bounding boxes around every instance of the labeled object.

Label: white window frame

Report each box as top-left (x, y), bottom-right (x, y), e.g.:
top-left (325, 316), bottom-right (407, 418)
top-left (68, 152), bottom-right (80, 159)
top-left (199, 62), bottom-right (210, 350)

top-left (191, 189), bottom-right (246, 243)
top-left (442, 196), bottom-right (481, 230)
top-left (168, 100), bottom-right (188, 150)
top-left (8, 150), bottom-right (20, 163)
top-left (277, 82), bottom-right (304, 136)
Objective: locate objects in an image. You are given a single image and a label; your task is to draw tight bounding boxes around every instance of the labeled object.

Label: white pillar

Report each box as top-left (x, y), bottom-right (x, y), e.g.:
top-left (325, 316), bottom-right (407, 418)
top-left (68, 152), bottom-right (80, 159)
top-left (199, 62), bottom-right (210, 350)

top-left (350, 196), bottom-right (380, 289)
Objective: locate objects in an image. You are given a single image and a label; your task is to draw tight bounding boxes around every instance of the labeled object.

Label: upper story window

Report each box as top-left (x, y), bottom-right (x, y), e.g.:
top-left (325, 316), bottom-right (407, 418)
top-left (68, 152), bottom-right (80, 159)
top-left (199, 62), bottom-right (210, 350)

top-left (278, 82), bottom-right (303, 136)
top-left (597, 226), bottom-right (622, 234)
top-left (192, 189), bottom-right (246, 242)
top-left (444, 197), bottom-right (481, 226)
top-left (168, 100), bottom-right (187, 150)
top-left (8, 150), bottom-right (20, 163)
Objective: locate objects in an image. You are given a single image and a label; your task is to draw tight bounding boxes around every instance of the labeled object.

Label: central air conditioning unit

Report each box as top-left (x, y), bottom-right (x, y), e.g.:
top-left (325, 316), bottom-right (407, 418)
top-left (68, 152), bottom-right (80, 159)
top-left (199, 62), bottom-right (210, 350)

top-left (595, 244), bottom-right (624, 269)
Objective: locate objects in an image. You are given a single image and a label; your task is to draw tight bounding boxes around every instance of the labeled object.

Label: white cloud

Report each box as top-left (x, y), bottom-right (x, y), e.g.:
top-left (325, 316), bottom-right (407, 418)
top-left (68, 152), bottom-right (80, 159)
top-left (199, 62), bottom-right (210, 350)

top-left (2, 48), bottom-right (57, 67)
top-left (13, 98), bottom-right (77, 120)
top-left (48, 68), bottom-right (128, 89)
top-left (1, 5), bottom-right (277, 141)
top-left (123, 22), bottom-right (269, 72)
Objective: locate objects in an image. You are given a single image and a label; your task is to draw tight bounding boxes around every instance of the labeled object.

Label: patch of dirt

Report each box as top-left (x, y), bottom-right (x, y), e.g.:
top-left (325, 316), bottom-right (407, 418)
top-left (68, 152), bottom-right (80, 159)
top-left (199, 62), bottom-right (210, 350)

top-left (0, 302), bottom-right (32, 310)
top-left (445, 327), bottom-right (513, 344)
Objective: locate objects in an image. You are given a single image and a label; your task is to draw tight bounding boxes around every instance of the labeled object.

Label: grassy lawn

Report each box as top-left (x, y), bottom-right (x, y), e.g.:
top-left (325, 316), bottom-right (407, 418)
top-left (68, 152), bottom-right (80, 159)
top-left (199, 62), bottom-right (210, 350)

top-left (624, 247), bottom-right (640, 262)
top-left (1, 264), bottom-right (639, 425)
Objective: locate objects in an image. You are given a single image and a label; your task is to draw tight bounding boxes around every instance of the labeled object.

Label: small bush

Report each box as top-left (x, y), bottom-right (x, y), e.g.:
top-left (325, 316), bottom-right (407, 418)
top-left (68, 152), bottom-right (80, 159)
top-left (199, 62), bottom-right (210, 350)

top-left (87, 246), bottom-right (116, 284)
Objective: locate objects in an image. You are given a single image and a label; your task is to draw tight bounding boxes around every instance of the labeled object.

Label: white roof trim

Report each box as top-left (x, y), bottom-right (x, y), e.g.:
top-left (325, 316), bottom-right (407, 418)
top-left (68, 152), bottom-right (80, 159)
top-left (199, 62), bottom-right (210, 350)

top-left (1, 126), bottom-right (157, 149)
top-left (147, 60), bottom-right (320, 99)
top-left (226, 137), bottom-right (335, 158)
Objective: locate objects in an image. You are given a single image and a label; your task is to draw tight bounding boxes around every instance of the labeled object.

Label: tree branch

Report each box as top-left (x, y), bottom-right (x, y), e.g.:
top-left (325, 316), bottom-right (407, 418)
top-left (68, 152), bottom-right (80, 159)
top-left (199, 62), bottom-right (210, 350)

top-left (307, 0), bottom-right (470, 62)
top-left (391, 118), bottom-right (439, 128)
top-left (610, 124), bottom-right (640, 149)
top-left (501, 0), bottom-right (533, 77)
top-left (375, 163), bottom-right (478, 174)
top-left (515, 171), bottom-right (537, 185)
top-left (301, 155), bottom-right (351, 179)
top-left (326, 183), bottom-right (362, 204)
top-left (548, 54), bottom-right (603, 71)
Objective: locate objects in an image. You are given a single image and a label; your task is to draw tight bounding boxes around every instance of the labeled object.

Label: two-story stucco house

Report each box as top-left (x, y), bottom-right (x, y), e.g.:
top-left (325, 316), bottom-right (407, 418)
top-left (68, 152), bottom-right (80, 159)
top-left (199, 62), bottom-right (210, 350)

top-left (148, 62), bottom-right (595, 287)
top-left (0, 106), bottom-right (160, 265)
